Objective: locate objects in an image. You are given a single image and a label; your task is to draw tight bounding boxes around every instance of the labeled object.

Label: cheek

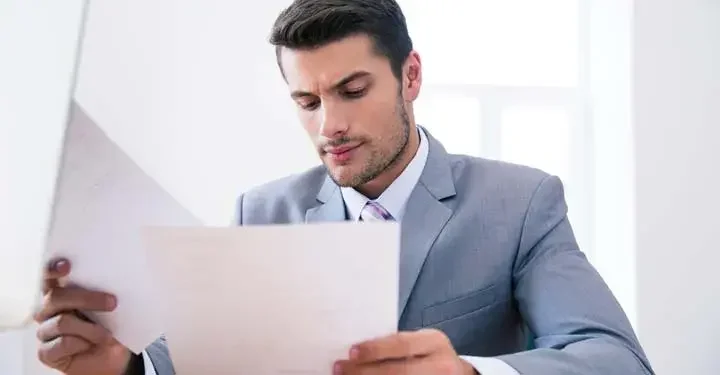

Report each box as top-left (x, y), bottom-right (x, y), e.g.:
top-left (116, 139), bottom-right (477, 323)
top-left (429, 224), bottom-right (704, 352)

top-left (360, 95), bottom-right (398, 128)
top-left (297, 110), bottom-right (321, 135)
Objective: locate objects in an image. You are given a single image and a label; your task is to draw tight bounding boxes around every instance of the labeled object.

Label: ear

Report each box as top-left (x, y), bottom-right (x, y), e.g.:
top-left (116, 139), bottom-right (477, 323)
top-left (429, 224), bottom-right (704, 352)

top-left (402, 51), bottom-right (422, 102)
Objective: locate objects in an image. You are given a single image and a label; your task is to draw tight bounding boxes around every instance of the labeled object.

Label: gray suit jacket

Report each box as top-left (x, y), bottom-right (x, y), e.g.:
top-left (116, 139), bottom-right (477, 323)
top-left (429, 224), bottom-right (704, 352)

top-left (144, 130), bottom-right (654, 375)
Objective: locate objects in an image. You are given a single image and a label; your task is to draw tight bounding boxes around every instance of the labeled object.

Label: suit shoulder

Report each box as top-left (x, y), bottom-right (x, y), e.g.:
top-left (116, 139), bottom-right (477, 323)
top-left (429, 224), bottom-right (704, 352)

top-left (448, 154), bottom-right (552, 192)
top-left (235, 165), bottom-right (327, 225)
top-left (443, 155), bottom-right (561, 232)
top-left (240, 165), bottom-right (327, 204)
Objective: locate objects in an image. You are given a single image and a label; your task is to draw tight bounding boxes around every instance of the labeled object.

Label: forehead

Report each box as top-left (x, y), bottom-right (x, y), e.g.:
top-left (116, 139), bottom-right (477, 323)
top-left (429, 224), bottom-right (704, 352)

top-left (279, 34), bottom-right (391, 90)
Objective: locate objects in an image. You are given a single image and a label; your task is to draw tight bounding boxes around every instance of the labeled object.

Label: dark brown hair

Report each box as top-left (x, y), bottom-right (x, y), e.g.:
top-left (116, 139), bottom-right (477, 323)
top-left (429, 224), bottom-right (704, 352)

top-left (269, 0), bottom-right (414, 81)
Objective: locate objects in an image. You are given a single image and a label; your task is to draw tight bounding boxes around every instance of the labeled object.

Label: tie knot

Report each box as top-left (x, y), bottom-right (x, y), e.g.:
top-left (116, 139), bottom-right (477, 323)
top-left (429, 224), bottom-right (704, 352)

top-left (360, 201), bottom-right (394, 221)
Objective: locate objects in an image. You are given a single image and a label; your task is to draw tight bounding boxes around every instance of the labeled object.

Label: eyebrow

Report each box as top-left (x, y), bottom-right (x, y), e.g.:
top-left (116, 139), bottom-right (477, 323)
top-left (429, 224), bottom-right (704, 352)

top-left (290, 71), bottom-right (372, 99)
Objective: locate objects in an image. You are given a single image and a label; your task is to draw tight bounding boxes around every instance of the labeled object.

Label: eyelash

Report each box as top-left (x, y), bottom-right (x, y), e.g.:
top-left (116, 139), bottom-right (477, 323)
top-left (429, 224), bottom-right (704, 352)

top-left (343, 89), bottom-right (366, 98)
top-left (301, 101), bottom-right (320, 111)
top-left (298, 88), bottom-right (367, 111)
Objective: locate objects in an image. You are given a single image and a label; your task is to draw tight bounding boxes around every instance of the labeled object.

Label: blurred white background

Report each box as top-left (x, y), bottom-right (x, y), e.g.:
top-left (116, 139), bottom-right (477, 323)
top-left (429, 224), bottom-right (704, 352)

top-left (1, 0), bottom-right (719, 374)
top-left (0, 0), bottom-right (88, 373)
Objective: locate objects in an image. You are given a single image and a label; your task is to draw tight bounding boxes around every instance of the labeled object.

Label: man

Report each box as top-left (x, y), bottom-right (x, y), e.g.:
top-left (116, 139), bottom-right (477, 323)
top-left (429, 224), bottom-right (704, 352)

top-left (34, 0), bottom-right (655, 374)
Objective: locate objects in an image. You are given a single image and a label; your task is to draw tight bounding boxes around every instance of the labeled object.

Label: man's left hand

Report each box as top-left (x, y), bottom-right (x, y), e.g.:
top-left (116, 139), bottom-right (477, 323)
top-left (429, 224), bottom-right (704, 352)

top-left (333, 328), bottom-right (477, 375)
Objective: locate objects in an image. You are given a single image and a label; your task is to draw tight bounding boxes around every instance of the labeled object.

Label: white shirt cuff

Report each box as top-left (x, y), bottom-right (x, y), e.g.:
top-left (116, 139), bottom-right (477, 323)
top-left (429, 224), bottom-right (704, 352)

top-left (141, 350), bottom-right (158, 375)
top-left (460, 355), bottom-right (519, 375)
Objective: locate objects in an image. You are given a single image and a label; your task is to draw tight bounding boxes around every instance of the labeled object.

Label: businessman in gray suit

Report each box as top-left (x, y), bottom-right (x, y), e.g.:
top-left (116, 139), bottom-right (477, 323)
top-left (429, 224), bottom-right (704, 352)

top-left (35, 0), bottom-right (654, 374)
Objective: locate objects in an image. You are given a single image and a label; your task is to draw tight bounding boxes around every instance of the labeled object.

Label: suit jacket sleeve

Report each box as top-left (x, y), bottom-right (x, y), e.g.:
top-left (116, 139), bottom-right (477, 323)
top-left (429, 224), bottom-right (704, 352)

top-left (497, 175), bottom-right (654, 374)
top-left (235, 193), bottom-right (244, 226)
top-left (133, 336), bottom-right (174, 375)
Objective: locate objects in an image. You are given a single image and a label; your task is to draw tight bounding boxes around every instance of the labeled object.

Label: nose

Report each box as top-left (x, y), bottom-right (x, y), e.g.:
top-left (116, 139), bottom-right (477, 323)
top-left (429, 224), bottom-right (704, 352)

top-left (318, 102), bottom-right (349, 139)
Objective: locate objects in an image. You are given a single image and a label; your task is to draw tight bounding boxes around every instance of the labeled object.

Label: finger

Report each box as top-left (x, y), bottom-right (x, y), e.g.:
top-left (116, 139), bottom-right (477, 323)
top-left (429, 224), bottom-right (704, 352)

top-left (37, 313), bottom-right (112, 345)
top-left (35, 286), bottom-right (117, 323)
top-left (43, 259), bottom-right (71, 294)
top-left (349, 329), bottom-right (450, 364)
top-left (37, 335), bottom-right (92, 367)
top-left (44, 258), bottom-right (70, 279)
top-left (335, 354), bottom-right (458, 375)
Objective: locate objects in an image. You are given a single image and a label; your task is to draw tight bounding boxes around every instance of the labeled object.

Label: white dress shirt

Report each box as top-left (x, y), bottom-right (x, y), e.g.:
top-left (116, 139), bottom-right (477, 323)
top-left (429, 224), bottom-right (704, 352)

top-left (142, 351), bottom-right (157, 375)
top-left (341, 127), bottom-right (519, 375)
top-left (340, 127), bottom-right (429, 222)
top-left (142, 127), bottom-right (518, 375)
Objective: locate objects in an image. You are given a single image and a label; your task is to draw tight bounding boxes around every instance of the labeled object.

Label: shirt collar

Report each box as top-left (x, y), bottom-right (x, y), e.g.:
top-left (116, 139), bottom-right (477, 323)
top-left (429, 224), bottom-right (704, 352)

top-left (341, 126), bottom-right (430, 221)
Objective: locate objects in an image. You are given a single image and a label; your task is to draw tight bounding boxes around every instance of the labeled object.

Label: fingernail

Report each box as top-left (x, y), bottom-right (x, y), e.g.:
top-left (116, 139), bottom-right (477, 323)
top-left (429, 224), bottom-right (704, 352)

top-left (53, 259), bottom-right (68, 271)
top-left (333, 362), bottom-right (343, 375)
top-left (349, 346), bottom-right (360, 360)
top-left (106, 295), bottom-right (117, 309)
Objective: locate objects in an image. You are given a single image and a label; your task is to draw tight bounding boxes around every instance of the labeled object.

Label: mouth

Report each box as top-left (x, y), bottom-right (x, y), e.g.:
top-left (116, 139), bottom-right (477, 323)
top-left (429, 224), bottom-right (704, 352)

top-left (324, 143), bottom-right (362, 163)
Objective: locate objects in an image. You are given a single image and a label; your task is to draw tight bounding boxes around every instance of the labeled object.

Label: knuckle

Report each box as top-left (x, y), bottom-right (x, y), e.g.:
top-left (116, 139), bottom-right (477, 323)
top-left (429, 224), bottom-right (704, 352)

top-left (435, 357), bottom-right (458, 375)
top-left (355, 343), bottom-right (370, 359)
top-left (32, 309), bottom-right (44, 323)
top-left (99, 327), bottom-right (112, 343)
top-left (36, 314), bottom-right (64, 342)
top-left (35, 324), bottom-right (46, 341)
top-left (426, 328), bottom-right (450, 344)
top-left (396, 332), bottom-right (413, 355)
top-left (54, 313), bottom-right (72, 333)
top-left (37, 341), bottom-right (58, 366)
top-left (37, 289), bottom-right (62, 320)
top-left (88, 323), bottom-right (109, 344)
top-left (37, 348), bottom-right (49, 365)
top-left (424, 327), bottom-right (442, 337)
top-left (57, 336), bottom-right (72, 352)
top-left (61, 335), bottom-right (84, 355)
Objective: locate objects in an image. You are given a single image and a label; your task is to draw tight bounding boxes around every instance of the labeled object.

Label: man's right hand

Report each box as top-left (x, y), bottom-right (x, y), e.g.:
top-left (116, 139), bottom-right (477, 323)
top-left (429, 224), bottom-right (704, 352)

top-left (35, 258), bottom-right (134, 375)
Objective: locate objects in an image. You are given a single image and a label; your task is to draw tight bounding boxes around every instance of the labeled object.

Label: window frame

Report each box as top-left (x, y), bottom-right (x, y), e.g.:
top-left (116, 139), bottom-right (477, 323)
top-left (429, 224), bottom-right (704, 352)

top-left (413, 0), bottom-right (595, 256)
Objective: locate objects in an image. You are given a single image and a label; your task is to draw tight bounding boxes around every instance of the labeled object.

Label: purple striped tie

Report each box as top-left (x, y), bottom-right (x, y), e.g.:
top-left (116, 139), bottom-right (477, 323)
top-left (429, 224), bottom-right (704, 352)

top-left (360, 201), bottom-right (394, 221)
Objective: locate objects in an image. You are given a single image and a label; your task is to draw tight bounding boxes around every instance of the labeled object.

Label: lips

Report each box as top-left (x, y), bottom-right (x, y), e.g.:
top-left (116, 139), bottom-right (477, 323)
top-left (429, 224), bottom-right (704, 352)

top-left (325, 144), bottom-right (359, 155)
top-left (324, 143), bottom-right (361, 163)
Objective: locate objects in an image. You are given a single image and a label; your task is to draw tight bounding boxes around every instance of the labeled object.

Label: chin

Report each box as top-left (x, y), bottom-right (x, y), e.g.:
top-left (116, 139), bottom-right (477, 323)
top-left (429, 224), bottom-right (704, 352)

top-left (328, 171), bottom-right (357, 187)
top-left (325, 165), bottom-right (362, 187)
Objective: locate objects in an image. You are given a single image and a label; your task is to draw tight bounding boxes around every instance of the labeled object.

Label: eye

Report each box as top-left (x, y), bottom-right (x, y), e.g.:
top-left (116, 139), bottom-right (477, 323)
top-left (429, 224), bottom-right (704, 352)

top-left (298, 100), bottom-right (320, 111)
top-left (342, 87), bottom-right (367, 99)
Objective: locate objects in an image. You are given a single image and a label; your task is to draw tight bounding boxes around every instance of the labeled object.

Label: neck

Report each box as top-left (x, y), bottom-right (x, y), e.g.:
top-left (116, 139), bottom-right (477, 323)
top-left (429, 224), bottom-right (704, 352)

top-left (356, 127), bottom-right (421, 199)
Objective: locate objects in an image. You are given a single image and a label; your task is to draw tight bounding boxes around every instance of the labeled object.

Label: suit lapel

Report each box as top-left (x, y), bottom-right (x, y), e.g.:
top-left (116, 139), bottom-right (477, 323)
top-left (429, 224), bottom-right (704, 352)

top-left (398, 129), bottom-right (456, 318)
top-left (305, 175), bottom-right (347, 223)
top-left (399, 185), bottom-right (452, 318)
top-left (303, 129), bottom-right (457, 320)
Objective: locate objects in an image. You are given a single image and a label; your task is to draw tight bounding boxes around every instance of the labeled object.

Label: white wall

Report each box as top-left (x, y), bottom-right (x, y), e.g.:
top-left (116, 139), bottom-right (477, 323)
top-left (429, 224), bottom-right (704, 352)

top-left (4, 0), bottom-right (310, 374)
top-left (588, 0), bottom-right (637, 329)
top-left (74, 0), bottom-right (314, 227)
top-left (0, 0), bottom-right (87, 373)
top-left (633, 0), bottom-right (720, 373)
top-left (4, 0), bottom-right (720, 373)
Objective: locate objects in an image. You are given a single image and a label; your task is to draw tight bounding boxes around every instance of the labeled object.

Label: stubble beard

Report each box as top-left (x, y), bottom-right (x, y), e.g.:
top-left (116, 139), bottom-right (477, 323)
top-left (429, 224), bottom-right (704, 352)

top-left (326, 99), bottom-right (411, 188)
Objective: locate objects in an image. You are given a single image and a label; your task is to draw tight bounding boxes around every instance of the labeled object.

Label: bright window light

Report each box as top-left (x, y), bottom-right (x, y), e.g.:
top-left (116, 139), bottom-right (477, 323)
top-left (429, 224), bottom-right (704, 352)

top-left (399, 0), bottom-right (590, 258)
top-left (501, 105), bottom-right (572, 183)
top-left (414, 91), bottom-right (483, 157)
top-left (401, 0), bottom-right (580, 87)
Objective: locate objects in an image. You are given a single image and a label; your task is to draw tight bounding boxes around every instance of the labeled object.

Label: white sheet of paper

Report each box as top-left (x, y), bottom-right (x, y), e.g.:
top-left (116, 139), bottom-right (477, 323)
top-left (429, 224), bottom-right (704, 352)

top-left (46, 104), bottom-right (202, 353)
top-left (0, 0), bottom-right (87, 329)
top-left (143, 222), bottom-right (400, 375)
